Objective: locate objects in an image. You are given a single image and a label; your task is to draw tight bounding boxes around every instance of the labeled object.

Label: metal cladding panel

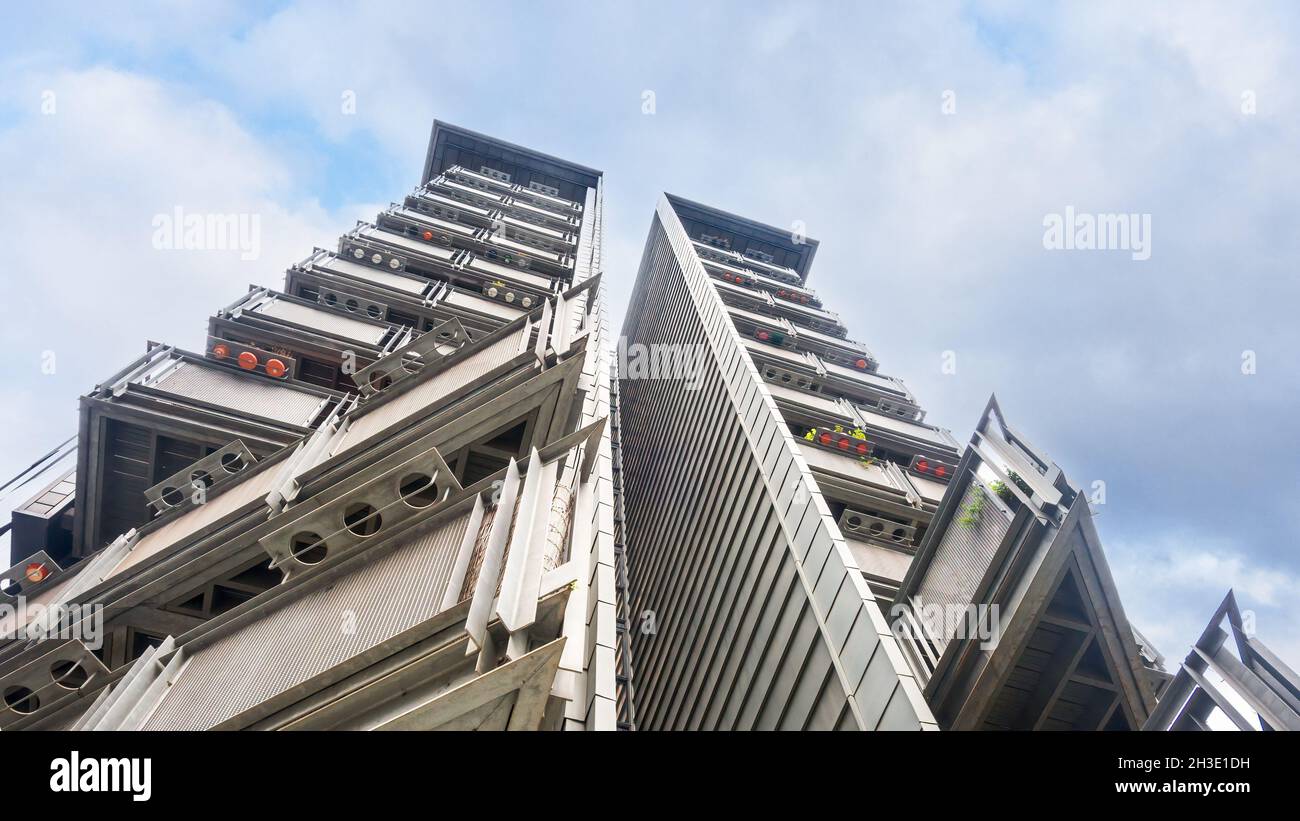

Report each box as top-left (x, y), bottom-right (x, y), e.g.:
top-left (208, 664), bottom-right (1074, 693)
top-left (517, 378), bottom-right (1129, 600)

top-left (108, 465), bottom-right (283, 579)
top-left (764, 381), bottom-right (845, 417)
top-left (823, 361), bottom-right (901, 392)
top-left (153, 362), bottom-right (324, 426)
top-left (854, 405), bottom-right (950, 446)
top-left (252, 299), bottom-right (388, 346)
top-left (316, 256), bottom-right (426, 295)
top-left (796, 440), bottom-right (894, 486)
top-left (915, 483), bottom-right (1008, 616)
top-left (443, 289), bottom-right (526, 320)
top-left (335, 332), bottom-right (526, 451)
top-left (727, 304), bottom-right (783, 329)
top-left (618, 208), bottom-right (934, 731)
top-left (464, 256), bottom-right (555, 290)
top-left (359, 225), bottom-right (461, 261)
top-left (142, 510), bottom-right (472, 730)
top-left (846, 541), bottom-right (913, 585)
top-left (907, 473), bottom-right (949, 504)
top-left (742, 337), bottom-right (811, 368)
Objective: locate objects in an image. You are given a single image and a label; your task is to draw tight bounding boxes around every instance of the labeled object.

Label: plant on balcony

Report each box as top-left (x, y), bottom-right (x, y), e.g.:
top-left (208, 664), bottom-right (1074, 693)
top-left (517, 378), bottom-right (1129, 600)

top-left (1005, 469), bottom-right (1033, 497)
top-left (989, 480), bottom-right (1015, 505)
top-left (958, 488), bottom-right (987, 528)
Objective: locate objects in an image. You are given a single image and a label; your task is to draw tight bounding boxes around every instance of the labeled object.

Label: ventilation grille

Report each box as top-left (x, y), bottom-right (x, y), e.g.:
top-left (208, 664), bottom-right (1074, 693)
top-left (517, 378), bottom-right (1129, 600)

top-left (838, 508), bottom-right (917, 549)
top-left (318, 287), bottom-right (388, 321)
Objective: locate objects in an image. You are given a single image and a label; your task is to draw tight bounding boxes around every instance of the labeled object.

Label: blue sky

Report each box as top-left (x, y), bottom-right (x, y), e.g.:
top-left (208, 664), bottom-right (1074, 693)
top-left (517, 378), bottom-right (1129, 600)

top-left (1, 0), bottom-right (1297, 666)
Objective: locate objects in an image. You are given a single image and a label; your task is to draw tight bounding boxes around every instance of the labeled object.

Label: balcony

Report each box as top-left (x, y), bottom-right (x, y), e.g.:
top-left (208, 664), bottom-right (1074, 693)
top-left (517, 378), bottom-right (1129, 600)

top-left (496, 212), bottom-right (574, 246)
top-left (486, 232), bottom-right (570, 268)
top-left (307, 251), bottom-right (431, 298)
top-left (409, 189), bottom-right (493, 222)
top-left (439, 177), bottom-right (507, 206)
top-left (462, 253), bottom-right (554, 292)
top-left (348, 224), bottom-right (460, 269)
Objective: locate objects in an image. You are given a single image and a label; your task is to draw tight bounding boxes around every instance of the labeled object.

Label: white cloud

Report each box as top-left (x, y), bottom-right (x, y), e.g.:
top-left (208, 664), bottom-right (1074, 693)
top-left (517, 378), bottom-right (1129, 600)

top-left (0, 66), bottom-right (361, 479)
top-left (1110, 533), bottom-right (1300, 665)
top-left (1, 0), bottom-right (1297, 663)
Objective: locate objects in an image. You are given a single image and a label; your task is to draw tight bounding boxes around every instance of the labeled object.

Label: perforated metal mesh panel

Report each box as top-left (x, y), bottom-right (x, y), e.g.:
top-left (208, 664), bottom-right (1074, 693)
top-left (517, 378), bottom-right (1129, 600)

top-left (153, 362), bottom-right (324, 426)
top-left (142, 510), bottom-right (472, 730)
top-left (252, 298), bottom-right (388, 345)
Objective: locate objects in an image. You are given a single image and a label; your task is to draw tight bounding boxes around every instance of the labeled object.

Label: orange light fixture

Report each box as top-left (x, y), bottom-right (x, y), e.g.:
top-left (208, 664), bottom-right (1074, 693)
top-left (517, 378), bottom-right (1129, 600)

top-left (422, 230), bottom-right (434, 241)
top-left (212, 343), bottom-right (230, 359)
top-left (237, 351), bottom-right (258, 370)
top-left (265, 358), bottom-right (287, 378)
top-left (24, 562), bottom-right (49, 583)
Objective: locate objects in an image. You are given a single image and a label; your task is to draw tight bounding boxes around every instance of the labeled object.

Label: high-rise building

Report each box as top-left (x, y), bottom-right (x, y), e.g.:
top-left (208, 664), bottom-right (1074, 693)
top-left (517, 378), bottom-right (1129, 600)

top-left (2, 123), bottom-right (1292, 733)
top-left (616, 195), bottom-right (1168, 730)
top-left (0, 122), bottom-right (627, 731)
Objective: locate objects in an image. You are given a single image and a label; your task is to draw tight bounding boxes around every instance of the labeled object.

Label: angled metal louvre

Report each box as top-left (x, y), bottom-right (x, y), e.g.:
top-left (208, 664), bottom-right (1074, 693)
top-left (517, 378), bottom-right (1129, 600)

top-left (152, 361), bottom-right (326, 427)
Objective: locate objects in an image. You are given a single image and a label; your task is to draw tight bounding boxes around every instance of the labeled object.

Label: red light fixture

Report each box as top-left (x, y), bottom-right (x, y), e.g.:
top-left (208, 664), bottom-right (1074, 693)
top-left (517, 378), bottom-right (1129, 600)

top-left (837, 437), bottom-right (850, 450)
top-left (212, 343), bottom-right (230, 359)
top-left (856, 442), bottom-right (869, 455)
top-left (265, 358), bottom-right (287, 378)
top-left (756, 330), bottom-right (770, 341)
top-left (855, 358), bottom-right (868, 370)
top-left (24, 562), bottom-right (49, 583)
top-left (238, 351), bottom-right (258, 370)
top-left (422, 230), bottom-right (434, 241)
top-left (915, 459), bottom-right (930, 474)
top-left (934, 465), bottom-right (947, 479)
top-left (818, 432), bottom-right (832, 445)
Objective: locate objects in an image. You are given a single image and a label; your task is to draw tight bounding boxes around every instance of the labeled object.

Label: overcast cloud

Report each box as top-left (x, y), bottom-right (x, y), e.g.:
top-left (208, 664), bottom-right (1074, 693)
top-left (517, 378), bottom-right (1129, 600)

top-left (1, 0), bottom-right (1296, 664)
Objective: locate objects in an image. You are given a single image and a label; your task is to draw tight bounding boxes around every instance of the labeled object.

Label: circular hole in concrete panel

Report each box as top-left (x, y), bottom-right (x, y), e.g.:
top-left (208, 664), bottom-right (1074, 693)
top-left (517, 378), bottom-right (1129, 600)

top-left (51, 659), bottom-right (89, 690)
top-left (368, 370), bottom-right (392, 391)
top-left (399, 474), bottom-right (440, 508)
top-left (220, 452), bottom-right (246, 474)
top-left (3, 686), bottom-right (39, 715)
top-left (290, 532), bottom-right (329, 565)
top-left (344, 503), bottom-right (382, 537)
